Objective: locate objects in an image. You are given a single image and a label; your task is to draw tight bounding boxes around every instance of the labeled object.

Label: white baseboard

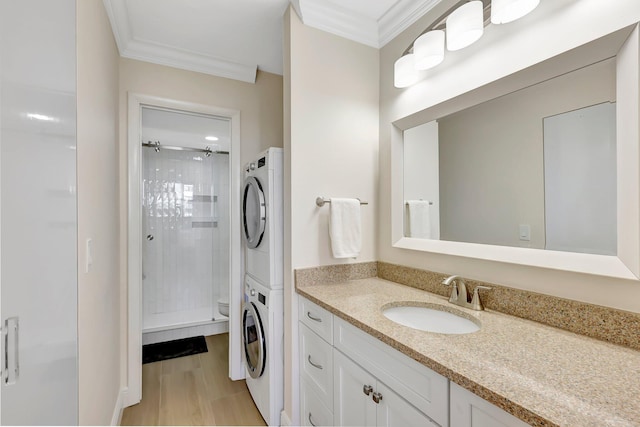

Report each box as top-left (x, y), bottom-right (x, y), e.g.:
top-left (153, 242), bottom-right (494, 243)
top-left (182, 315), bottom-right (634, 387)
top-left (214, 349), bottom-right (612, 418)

top-left (280, 410), bottom-right (292, 427)
top-left (111, 387), bottom-right (128, 426)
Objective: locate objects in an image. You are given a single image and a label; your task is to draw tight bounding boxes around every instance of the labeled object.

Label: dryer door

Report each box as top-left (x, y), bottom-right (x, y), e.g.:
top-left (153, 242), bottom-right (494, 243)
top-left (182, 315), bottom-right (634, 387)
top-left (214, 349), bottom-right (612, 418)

top-left (242, 176), bottom-right (266, 249)
top-left (242, 301), bottom-right (266, 378)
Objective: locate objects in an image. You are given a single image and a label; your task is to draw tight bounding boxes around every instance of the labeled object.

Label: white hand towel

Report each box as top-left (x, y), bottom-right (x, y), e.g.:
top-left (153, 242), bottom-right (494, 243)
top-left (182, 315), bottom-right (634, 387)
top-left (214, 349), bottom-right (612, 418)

top-left (406, 200), bottom-right (431, 239)
top-left (329, 198), bottom-right (362, 258)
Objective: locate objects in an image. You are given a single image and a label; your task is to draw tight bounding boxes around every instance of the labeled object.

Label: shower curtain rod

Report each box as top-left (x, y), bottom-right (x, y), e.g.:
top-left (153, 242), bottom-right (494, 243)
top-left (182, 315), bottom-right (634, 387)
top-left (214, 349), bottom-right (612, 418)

top-left (142, 141), bottom-right (229, 156)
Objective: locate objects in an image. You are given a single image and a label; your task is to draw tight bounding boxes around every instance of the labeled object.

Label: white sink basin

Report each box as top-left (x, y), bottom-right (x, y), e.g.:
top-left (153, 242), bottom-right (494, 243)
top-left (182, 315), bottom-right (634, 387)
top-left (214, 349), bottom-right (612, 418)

top-left (383, 305), bottom-right (480, 334)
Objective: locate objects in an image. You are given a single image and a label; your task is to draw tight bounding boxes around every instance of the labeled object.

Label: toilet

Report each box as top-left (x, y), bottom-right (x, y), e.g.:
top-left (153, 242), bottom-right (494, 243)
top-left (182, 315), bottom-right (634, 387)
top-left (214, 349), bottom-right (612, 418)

top-left (217, 297), bottom-right (229, 317)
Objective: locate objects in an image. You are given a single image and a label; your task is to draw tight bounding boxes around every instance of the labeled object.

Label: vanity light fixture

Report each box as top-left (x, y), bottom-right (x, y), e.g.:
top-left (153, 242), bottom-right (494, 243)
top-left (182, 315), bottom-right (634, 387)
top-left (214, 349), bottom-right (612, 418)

top-left (491, 0), bottom-right (540, 24)
top-left (394, 0), bottom-right (541, 88)
top-left (446, 1), bottom-right (484, 51)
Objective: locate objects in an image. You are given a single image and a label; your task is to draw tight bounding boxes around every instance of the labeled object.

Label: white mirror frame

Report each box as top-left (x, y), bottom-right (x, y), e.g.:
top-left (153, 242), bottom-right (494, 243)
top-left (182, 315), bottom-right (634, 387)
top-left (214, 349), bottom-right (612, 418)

top-left (391, 24), bottom-right (640, 281)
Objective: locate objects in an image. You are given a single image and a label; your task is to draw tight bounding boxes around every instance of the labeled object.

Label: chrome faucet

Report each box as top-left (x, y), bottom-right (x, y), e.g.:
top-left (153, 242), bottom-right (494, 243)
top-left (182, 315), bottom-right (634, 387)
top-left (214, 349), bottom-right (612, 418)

top-left (441, 275), bottom-right (492, 311)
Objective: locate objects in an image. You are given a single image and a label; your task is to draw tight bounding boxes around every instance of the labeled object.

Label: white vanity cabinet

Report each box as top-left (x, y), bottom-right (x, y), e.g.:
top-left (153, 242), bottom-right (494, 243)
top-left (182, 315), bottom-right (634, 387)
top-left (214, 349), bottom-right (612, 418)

top-left (333, 316), bottom-right (449, 427)
top-left (450, 383), bottom-right (530, 427)
top-left (298, 296), bottom-right (530, 427)
top-left (334, 349), bottom-right (439, 426)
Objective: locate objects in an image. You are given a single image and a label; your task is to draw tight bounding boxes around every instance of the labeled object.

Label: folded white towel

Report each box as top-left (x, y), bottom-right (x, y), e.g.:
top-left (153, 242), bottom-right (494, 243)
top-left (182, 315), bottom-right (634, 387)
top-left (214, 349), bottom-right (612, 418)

top-left (329, 198), bottom-right (361, 258)
top-left (406, 200), bottom-right (431, 239)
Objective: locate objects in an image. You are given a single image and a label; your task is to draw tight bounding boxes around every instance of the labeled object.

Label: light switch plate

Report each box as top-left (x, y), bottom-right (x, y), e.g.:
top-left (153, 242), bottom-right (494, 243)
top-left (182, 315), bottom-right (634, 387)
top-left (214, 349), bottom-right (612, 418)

top-left (519, 225), bottom-right (531, 241)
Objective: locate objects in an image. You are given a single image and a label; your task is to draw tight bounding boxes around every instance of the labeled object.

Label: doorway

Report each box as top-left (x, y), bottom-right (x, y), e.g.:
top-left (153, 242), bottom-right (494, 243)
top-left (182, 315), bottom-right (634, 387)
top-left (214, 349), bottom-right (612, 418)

top-left (140, 106), bottom-right (230, 341)
top-left (126, 94), bottom-right (243, 407)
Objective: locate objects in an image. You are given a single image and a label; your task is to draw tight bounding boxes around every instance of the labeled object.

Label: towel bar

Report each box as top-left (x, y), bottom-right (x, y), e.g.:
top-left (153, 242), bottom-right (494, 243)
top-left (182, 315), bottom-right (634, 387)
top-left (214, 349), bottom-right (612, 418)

top-left (405, 200), bottom-right (433, 205)
top-left (316, 197), bottom-right (368, 207)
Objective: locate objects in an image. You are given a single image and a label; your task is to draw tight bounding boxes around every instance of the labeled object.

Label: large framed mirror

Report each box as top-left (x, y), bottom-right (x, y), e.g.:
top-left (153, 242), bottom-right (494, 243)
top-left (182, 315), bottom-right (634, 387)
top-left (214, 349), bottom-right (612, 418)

top-left (391, 24), bottom-right (640, 280)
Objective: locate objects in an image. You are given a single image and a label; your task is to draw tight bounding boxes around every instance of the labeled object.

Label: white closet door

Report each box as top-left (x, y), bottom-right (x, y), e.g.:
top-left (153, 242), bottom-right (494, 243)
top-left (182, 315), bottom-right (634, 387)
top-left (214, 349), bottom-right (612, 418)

top-left (0, 0), bottom-right (78, 424)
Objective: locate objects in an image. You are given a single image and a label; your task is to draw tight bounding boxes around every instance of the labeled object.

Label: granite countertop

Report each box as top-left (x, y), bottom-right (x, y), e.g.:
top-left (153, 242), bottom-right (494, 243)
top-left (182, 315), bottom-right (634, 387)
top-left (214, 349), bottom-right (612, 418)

top-left (296, 277), bottom-right (640, 427)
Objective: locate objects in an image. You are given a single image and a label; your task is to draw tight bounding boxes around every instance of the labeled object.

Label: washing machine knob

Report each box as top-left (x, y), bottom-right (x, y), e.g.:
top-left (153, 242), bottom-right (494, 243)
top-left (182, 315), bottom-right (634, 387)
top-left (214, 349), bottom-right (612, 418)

top-left (250, 162), bottom-right (256, 171)
top-left (250, 289), bottom-right (256, 296)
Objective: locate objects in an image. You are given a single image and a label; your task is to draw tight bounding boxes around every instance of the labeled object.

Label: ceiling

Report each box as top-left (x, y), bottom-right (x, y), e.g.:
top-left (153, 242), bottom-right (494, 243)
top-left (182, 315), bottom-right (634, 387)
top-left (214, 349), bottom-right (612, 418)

top-left (103, 0), bottom-right (442, 83)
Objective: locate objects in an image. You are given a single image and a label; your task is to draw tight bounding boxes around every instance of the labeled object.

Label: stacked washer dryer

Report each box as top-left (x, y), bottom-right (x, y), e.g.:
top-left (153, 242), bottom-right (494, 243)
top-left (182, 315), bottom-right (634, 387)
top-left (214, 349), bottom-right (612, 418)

top-left (241, 148), bottom-right (284, 426)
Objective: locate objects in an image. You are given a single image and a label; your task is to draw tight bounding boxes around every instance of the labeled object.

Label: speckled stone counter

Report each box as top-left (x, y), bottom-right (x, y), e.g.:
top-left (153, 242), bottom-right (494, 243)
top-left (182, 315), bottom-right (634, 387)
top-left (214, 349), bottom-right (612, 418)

top-left (296, 278), bottom-right (640, 427)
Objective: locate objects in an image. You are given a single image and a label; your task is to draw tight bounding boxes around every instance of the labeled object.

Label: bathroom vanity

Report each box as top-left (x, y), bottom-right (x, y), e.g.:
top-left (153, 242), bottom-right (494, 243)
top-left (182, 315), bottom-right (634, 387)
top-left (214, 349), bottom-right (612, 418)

top-left (296, 278), bottom-right (640, 426)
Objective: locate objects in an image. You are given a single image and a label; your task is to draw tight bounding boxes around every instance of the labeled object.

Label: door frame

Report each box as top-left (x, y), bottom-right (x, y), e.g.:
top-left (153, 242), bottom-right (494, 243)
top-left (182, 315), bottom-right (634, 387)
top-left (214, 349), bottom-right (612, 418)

top-left (125, 93), bottom-right (243, 406)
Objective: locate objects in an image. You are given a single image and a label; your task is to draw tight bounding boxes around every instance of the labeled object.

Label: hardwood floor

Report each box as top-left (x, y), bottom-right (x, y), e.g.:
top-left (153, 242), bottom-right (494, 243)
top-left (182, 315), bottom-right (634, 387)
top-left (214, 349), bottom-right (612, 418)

top-left (121, 334), bottom-right (266, 426)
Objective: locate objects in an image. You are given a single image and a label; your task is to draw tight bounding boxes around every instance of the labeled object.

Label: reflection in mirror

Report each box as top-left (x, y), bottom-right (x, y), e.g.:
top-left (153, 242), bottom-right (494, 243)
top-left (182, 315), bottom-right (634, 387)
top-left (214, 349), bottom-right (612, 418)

top-left (403, 58), bottom-right (617, 256)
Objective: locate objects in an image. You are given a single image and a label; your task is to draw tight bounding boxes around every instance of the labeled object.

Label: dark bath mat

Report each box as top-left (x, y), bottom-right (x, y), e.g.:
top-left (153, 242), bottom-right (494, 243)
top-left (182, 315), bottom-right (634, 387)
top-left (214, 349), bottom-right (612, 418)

top-left (143, 336), bottom-right (208, 364)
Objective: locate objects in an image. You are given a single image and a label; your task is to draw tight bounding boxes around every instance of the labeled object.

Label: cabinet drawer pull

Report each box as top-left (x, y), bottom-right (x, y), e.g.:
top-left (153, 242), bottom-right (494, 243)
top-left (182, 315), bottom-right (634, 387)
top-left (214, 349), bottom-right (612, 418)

top-left (308, 412), bottom-right (317, 426)
top-left (307, 311), bottom-right (322, 322)
top-left (372, 391), bottom-right (383, 404)
top-left (308, 355), bottom-right (323, 370)
top-left (363, 384), bottom-right (373, 396)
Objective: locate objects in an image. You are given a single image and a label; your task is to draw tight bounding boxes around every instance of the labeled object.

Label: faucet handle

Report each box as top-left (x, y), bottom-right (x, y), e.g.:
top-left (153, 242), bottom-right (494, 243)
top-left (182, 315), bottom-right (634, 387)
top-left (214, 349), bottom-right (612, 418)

top-left (442, 276), bottom-right (460, 303)
top-left (470, 286), bottom-right (492, 311)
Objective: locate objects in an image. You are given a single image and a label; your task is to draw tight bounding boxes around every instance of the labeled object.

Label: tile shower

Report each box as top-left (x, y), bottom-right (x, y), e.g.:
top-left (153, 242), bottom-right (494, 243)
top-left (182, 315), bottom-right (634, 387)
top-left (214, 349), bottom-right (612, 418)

top-left (141, 107), bottom-right (230, 343)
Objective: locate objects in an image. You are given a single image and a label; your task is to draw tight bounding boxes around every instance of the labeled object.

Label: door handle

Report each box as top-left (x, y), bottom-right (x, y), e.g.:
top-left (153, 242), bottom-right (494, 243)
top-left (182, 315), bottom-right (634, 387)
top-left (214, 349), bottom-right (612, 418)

top-left (4, 317), bottom-right (19, 385)
top-left (363, 384), bottom-right (373, 396)
top-left (372, 391), bottom-right (383, 404)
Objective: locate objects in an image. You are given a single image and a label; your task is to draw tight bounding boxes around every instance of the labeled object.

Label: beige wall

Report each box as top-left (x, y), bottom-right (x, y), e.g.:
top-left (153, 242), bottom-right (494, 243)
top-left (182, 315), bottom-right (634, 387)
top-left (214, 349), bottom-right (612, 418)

top-left (118, 58), bottom-right (283, 394)
top-left (379, 0), bottom-right (640, 312)
top-left (283, 7), bottom-right (380, 423)
top-left (77, 0), bottom-right (121, 424)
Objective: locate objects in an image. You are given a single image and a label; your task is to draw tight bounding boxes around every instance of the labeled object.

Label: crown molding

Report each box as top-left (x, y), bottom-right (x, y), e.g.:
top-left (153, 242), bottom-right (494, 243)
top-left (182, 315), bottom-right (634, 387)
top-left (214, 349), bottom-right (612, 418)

top-left (297, 0), bottom-right (379, 47)
top-left (297, 0), bottom-right (443, 48)
top-left (102, 0), bottom-right (257, 83)
top-left (379, 0), bottom-right (442, 47)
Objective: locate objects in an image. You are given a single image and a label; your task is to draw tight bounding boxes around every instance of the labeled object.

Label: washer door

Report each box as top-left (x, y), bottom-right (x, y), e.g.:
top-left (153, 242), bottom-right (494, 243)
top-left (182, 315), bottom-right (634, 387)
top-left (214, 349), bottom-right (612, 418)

top-left (242, 176), bottom-right (266, 249)
top-left (242, 301), bottom-right (266, 379)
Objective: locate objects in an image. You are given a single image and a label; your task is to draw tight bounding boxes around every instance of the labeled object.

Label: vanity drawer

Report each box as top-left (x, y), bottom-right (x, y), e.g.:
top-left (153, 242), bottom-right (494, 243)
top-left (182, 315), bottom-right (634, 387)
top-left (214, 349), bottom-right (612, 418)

top-left (334, 317), bottom-right (449, 427)
top-left (301, 377), bottom-right (333, 427)
top-left (299, 296), bottom-right (333, 343)
top-left (299, 322), bottom-right (334, 409)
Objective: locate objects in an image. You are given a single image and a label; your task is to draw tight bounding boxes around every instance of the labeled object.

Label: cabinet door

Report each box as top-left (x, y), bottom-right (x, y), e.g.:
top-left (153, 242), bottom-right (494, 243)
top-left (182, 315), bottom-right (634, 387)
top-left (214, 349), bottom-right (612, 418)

top-left (301, 378), bottom-right (333, 427)
top-left (1, 0), bottom-right (78, 425)
top-left (334, 350), bottom-right (377, 427)
top-left (450, 383), bottom-right (529, 427)
top-left (376, 381), bottom-right (439, 427)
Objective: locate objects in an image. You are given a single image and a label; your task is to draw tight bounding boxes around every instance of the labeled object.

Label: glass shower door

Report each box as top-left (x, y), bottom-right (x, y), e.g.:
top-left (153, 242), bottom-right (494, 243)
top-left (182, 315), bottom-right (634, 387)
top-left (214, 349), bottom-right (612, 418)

top-left (142, 148), bottom-right (218, 331)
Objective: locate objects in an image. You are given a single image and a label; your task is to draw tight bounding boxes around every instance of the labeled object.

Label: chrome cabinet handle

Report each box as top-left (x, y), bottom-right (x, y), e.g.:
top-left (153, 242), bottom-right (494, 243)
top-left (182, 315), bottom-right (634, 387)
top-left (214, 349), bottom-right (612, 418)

top-left (4, 317), bottom-right (19, 385)
top-left (372, 391), bottom-right (383, 404)
top-left (308, 355), bottom-right (323, 370)
top-left (306, 311), bottom-right (322, 322)
top-left (363, 384), bottom-right (373, 396)
top-left (308, 412), bottom-right (317, 426)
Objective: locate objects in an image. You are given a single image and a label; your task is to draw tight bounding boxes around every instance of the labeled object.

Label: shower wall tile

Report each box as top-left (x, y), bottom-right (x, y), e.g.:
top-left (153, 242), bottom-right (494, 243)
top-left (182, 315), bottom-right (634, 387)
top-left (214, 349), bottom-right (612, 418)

top-left (142, 142), bottom-right (229, 331)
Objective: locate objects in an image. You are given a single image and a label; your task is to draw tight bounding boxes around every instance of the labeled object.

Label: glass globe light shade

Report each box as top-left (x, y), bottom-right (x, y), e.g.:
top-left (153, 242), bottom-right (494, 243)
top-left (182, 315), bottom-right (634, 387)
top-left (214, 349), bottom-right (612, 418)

top-left (446, 1), bottom-right (484, 51)
top-left (414, 30), bottom-right (445, 70)
top-left (491, 0), bottom-right (540, 24)
top-left (394, 54), bottom-right (419, 88)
